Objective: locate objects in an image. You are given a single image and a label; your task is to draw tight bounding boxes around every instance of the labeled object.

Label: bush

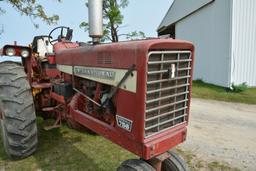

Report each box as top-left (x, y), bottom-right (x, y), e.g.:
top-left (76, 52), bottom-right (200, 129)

top-left (230, 82), bottom-right (248, 93)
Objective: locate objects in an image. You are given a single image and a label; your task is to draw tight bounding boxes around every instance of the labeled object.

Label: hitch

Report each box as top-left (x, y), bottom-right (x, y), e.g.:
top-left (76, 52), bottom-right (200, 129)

top-left (42, 104), bottom-right (63, 130)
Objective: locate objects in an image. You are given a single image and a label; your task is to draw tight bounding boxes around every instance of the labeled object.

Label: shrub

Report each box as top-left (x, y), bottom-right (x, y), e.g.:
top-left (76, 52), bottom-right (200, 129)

top-left (230, 82), bottom-right (248, 93)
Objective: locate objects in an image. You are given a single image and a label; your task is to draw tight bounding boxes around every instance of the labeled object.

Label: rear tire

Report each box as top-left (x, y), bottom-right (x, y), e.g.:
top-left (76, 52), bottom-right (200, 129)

top-left (0, 62), bottom-right (38, 159)
top-left (117, 159), bottom-right (155, 171)
top-left (161, 150), bottom-right (190, 171)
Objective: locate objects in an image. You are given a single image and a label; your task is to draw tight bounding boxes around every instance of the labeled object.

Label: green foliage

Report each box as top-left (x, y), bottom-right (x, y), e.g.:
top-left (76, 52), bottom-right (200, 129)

top-left (80, 0), bottom-right (145, 42)
top-left (0, 6), bottom-right (5, 15)
top-left (79, 21), bottom-right (89, 34)
top-left (126, 31), bottom-right (145, 40)
top-left (230, 82), bottom-right (248, 93)
top-left (0, 25), bottom-right (3, 39)
top-left (192, 80), bottom-right (256, 104)
top-left (1, 0), bottom-right (61, 28)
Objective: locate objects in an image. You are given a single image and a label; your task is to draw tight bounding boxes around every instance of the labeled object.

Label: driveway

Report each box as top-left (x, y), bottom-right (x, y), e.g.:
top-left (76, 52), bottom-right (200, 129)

top-left (180, 98), bottom-right (256, 170)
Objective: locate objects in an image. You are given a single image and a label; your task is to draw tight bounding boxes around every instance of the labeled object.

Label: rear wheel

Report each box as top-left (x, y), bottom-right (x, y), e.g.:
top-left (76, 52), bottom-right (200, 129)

top-left (0, 62), bottom-right (38, 159)
top-left (117, 159), bottom-right (155, 171)
top-left (161, 150), bottom-right (189, 171)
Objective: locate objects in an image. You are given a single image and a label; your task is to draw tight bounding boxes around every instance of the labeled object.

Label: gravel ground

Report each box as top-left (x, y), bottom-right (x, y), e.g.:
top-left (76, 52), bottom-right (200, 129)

top-left (180, 98), bottom-right (256, 171)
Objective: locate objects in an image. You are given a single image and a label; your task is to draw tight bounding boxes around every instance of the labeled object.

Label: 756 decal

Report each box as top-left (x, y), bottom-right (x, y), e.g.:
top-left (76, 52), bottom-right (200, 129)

top-left (116, 115), bottom-right (133, 132)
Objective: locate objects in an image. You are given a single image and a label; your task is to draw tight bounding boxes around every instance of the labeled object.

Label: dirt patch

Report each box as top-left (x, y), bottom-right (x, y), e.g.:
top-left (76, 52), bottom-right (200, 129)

top-left (179, 98), bottom-right (256, 171)
top-left (176, 147), bottom-right (240, 171)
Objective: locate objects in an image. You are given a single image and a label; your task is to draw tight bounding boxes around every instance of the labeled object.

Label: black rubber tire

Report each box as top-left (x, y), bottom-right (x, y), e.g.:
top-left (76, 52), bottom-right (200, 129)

top-left (117, 159), bottom-right (155, 171)
top-left (0, 61), bottom-right (38, 159)
top-left (161, 150), bottom-right (190, 171)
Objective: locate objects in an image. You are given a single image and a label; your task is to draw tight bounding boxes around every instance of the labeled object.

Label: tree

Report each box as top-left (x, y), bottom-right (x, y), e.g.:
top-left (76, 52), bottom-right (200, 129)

top-left (0, 0), bottom-right (60, 28)
top-left (80, 0), bottom-right (145, 42)
top-left (0, 25), bottom-right (3, 36)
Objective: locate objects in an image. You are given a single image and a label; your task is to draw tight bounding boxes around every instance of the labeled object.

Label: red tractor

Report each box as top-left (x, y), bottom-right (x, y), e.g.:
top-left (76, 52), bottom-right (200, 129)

top-left (0, 1), bottom-right (194, 170)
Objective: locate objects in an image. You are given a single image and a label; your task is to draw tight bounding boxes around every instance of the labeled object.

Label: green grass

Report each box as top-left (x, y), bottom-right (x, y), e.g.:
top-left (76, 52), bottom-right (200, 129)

top-left (192, 80), bottom-right (256, 104)
top-left (176, 148), bottom-right (240, 171)
top-left (207, 161), bottom-right (241, 171)
top-left (0, 118), bottom-right (136, 171)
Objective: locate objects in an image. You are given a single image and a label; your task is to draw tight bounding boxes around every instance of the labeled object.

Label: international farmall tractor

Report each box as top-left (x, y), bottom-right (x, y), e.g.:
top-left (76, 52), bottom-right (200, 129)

top-left (0, 1), bottom-right (194, 170)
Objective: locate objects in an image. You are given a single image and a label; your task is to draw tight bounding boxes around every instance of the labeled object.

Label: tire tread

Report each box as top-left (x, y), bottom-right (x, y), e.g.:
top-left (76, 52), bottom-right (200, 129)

top-left (117, 159), bottom-right (155, 171)
top-left (162, 150), bottom-right (190, 171)
top-left (0, 62), bottom-right (38, 159)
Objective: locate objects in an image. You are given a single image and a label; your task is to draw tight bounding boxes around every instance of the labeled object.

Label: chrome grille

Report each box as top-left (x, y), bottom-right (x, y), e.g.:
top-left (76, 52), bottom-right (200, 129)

top-left (145, 51), bottom-right (192, 137)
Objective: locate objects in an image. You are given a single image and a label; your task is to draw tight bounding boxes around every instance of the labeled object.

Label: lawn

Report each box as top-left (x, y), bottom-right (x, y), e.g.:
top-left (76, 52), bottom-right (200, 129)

top-left (192, 80), bottom-right (256, 104)
top-left (0, 118), bottom-right (136, 171)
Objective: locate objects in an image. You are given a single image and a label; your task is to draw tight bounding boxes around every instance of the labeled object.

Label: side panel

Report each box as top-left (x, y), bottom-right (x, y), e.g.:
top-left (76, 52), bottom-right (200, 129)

top-left (57, 64), bottom-right (137, 93)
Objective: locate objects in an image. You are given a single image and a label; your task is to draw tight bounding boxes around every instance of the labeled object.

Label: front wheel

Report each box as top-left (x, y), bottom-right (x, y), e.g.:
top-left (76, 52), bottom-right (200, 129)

top-left (117, 159), bottom-right (155, 171)
top-left (161, 150), bottom-right (190, 171)
top-left (0, 62), bottom-right (38, 159)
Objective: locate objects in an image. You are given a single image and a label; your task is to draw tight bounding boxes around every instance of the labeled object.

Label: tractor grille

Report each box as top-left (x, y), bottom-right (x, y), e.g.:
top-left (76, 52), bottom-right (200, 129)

top-left (145, 50), bottom-right (192, 137)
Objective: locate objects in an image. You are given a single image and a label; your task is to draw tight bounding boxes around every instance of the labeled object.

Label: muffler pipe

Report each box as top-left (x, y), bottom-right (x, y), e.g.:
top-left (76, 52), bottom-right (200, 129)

top-left (88, 0), bottom-right (103, 44)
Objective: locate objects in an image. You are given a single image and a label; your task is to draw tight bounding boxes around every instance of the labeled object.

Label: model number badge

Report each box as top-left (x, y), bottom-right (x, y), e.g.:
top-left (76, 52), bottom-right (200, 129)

top-left (116, 115), bottom-right (133, 132)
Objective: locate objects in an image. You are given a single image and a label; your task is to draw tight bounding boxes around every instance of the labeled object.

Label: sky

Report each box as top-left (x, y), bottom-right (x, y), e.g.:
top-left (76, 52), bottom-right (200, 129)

top-left (0, 0), bottom-right (173, 46)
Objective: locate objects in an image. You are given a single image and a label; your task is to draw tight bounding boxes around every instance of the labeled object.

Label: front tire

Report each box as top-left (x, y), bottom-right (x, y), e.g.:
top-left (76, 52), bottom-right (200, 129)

top-left (161, 150), bottom-right (190, 171)
top-left (0, 62), bottom-right (38, 159)
top-left (117, 159), bottom-right (155, 171)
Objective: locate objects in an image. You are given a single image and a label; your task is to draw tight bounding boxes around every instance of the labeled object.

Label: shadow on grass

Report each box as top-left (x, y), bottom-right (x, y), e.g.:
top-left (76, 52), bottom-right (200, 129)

top-left (0, 117), bottom-right (136, 171)
top-left (34, 118), bottom-right (102, 171)
top-left (0, 117), bottom-right (105, 171)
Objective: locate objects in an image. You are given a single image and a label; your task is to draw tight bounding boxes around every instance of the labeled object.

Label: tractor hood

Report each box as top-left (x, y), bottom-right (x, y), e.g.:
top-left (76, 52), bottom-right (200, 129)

top-left (55, 39), bottom-right (194, 69)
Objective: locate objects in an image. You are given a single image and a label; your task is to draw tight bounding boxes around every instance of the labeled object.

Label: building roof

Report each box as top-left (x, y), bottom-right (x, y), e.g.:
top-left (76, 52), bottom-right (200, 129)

top-left (158, 0), bottom-right (214, 32)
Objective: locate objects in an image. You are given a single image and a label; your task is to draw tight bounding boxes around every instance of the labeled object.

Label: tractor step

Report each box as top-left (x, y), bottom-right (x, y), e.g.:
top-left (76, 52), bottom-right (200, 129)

top-left (42, 106), bottom-right (56, 112)
top-left (44, 124), bottom-right (61, 131)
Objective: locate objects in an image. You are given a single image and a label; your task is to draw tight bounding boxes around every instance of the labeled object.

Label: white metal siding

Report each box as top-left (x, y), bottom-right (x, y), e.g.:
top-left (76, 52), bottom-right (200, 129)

top-left (175, 0), bottom-right (232, 87)
top-left (231, 0), bottom-right (256, 87)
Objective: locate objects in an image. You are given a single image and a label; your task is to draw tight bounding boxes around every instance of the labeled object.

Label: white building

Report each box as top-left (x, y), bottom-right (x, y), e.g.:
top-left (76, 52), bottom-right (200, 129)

top-left (158, 0), bottom-right (256, 87)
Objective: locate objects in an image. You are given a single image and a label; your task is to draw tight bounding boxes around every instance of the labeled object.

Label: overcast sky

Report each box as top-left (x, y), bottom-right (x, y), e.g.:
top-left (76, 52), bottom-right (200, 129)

top-left (0, 0), bottom-right (173, 46)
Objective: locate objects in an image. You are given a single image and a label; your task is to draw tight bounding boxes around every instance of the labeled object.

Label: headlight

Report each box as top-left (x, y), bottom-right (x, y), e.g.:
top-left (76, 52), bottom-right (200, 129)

top-left (21, 49), bottom-right (30, 58)
top-left (5, 48), bottom-right (16, 56)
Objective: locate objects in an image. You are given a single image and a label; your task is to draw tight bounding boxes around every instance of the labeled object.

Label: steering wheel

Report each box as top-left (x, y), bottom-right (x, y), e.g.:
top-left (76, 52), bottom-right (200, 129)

top-left (48, 26), bottom-right (70, 45)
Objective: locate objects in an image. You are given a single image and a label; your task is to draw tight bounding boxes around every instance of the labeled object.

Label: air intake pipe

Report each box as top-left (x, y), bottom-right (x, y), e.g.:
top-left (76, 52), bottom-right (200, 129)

top-left (88, 0), bottom-right (103, 44)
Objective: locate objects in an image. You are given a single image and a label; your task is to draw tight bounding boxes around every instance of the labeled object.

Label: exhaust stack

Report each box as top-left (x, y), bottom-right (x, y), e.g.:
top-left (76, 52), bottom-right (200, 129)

top-left (88, 0), bottom-right (103, 44)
